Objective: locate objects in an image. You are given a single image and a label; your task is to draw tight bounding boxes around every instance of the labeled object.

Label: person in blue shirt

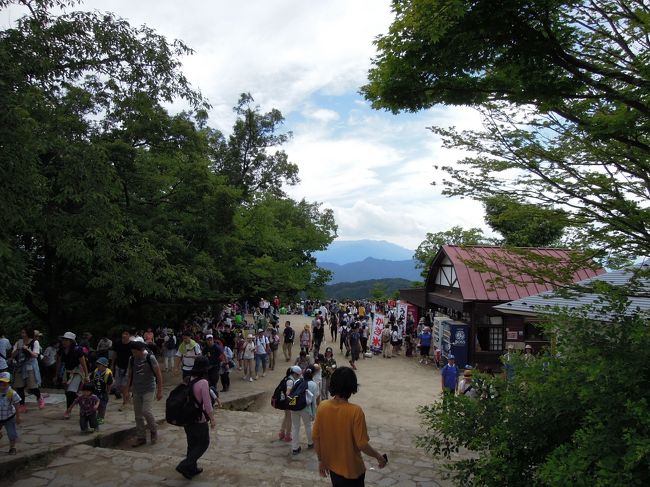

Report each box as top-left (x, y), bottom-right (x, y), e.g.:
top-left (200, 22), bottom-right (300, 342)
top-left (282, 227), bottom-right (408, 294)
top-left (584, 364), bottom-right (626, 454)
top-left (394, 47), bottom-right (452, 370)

top-left (440, 355), bottom-right (459, 395)
top-left (418, 327), bottom-right (433, 365)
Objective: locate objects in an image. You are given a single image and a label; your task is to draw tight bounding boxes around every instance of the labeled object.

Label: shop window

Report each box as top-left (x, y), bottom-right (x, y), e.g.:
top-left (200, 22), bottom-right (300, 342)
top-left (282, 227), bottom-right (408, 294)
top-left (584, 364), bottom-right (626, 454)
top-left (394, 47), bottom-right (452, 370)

top-left (476, 316), bottom-right (504, 352)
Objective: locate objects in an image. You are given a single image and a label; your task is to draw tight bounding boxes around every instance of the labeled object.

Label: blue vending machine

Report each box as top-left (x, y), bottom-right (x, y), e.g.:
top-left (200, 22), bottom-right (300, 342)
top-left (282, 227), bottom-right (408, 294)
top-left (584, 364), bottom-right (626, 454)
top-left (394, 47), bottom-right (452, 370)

top-left (441, 320), bottom-right (470, 368)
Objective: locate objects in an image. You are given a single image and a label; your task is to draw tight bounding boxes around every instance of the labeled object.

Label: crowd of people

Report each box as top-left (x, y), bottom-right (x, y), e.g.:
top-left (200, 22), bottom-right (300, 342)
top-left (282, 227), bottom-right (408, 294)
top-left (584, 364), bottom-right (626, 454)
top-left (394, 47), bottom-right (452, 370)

top-left (0, 298), bottom-right (439, 485)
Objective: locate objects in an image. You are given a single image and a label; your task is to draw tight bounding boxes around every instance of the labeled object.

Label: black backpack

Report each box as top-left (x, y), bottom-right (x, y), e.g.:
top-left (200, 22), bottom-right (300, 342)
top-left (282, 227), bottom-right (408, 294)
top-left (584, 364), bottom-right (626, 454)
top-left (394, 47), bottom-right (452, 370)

top-left (287, 377), bottom-right (308, 411)
top-left (165, 378), bottom-right (205, 426)
top-left (271, 375), bottom-right (290, 410)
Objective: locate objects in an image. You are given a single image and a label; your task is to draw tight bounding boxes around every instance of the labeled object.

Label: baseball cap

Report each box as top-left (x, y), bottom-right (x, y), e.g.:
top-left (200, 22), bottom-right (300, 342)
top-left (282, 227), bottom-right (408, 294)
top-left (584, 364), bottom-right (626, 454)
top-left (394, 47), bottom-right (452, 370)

top-left (448, 354), bottom-right (455, 360)
top-left (96, 357), bottom-right (109, 367)
top-left (0, 372), bottom-right (10, 383)
top-left (291, 366), bottom-right (302, 375)
top-left (205, 334), bottom-right (214, 339)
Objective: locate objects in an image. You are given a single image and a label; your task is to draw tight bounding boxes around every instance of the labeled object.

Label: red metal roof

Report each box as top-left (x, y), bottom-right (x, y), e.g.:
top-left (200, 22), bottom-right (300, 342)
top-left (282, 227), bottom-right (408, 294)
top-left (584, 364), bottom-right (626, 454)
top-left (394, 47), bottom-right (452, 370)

top-left (441, 245), bottom-right (606, 302)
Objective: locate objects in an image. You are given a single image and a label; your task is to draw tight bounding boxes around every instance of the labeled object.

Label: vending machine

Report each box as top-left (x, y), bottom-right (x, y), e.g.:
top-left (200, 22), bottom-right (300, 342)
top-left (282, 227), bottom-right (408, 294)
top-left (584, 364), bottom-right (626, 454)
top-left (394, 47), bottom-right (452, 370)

top-left (441, 320), bottom-right (470, 368)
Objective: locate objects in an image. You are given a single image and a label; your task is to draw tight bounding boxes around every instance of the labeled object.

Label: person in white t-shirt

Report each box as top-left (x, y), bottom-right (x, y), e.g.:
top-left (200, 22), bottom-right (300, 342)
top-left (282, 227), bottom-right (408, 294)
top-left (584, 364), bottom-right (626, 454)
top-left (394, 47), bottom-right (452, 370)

top-left (254, 329), bottom-right (269, 380)
top-left (11, 328), bottom-right (44, 411)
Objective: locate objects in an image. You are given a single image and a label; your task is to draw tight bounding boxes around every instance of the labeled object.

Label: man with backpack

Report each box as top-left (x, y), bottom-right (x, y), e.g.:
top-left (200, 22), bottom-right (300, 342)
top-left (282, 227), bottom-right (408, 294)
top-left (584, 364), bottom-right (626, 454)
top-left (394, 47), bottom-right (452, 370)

top-left (126, 339), bottom-right (163, 447)
top-left (170, 356), bottom-right (215, 480)
top-left (274, 366), bottom-right (300, 443)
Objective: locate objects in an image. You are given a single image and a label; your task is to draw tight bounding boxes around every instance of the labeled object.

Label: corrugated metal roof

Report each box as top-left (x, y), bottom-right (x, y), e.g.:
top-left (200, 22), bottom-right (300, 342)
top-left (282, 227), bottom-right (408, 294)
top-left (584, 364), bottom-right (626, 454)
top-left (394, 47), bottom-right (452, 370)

top-left (441, 245), bottom-right (606, 302)
top-left (494, 267), bottom-right (650, 319)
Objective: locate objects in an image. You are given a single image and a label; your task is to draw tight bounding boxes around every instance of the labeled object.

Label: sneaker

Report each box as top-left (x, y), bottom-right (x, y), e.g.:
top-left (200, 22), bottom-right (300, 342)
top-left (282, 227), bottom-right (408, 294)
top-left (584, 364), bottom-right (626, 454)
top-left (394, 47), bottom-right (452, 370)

top-left (262, 373), bottom-right (266, 377)
top-left (176, 466), bottom-right (193, 480)
top-left (130, 437), bottom-right (146, 447)
top-left (8, 447), bottom-right (16, 455)
top-left (292, 447), bottom-right (301, 455)
top-left (38, 397), bottom-right (45, 409)
top-left (254, 375), bottom-right (259, 380)
top-left (150, 431), bottom-right (158, 445)
top-left (63, 411), bottom-right (70, 420)
top-left (307, 443), bottom-right (314, 449)
top-left (249, 377), bottom-right (253, 382)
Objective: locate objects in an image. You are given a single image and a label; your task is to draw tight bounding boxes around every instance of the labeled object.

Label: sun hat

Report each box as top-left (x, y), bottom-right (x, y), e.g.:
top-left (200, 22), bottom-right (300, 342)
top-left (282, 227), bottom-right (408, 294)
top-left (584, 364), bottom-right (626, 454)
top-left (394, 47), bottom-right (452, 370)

top-left (463, 370), bottom-right (473, 377)
top-left (0, 372), bottom-right (10, 383)
top-left (257, 328), bottom-right (264, 333)
top-left (96, 357), bottom-right (109, 367)
top-left (525, 344), bottom-right (533, 350)
top-left (60, 331), bottom-right (76, 341)
top-left (291, 365), bottom-right (302, 375)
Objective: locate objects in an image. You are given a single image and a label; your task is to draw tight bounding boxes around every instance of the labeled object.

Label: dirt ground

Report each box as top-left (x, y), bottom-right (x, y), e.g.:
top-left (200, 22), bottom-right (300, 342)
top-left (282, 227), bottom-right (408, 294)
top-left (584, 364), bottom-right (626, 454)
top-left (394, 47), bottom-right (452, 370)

top-left (261, 314), bottom-right (443, 432)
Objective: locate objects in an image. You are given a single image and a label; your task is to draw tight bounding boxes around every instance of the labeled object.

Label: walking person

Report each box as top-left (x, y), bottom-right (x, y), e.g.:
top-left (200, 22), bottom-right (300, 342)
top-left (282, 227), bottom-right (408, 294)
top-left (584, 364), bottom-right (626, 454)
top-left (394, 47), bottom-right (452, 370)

top-left (282, 321), bottom-right (295, 362)
top-left (441, 354), bottom-right (460, 396)
top-left (418, 327), bottom-right (433, 365)
top-left (381, 325), bottom-right (392, 358)
top-left (126, 340), bottom-right (163, 447)
top-left (111, 330), bottom-right (133, 411)
top-left (279, 366), bottom-right (301, 443)
top-left (329, 314), bottom-right (338, 342)
top-left (11, 328), bottom-right (44, 411)
top-left (57, 332), bottom-right (89, 416)
top-left (321, 347), bottom-right (337, 400)
top-left (348, 324), bottom-right (361, 370)
top-left (176, 356), bottom-right (216, 480)
top-left (0, 372), bottom-right (22, 455)
top-left (290, 367), bottom-right (318, 455)
top-left (254, 329), bottom-right (269, 380)
top-left (268, 327), bottom-right (280, 371)
top-left (299, 325), bottom-right (312, 353)
top-left (313, 367), bottom-right (387, 486)
top-left (242, 334), bottom-right (255, 382)
top-left (175, 331), bottom-right (202, 380)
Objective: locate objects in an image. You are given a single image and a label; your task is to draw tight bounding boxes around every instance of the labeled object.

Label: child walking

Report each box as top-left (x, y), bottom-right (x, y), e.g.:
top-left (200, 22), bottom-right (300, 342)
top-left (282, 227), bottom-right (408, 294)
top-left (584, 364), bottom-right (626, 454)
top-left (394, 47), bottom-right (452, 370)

top-left (0, 372), bottom-right (21, 455)
top-left (65, 383), bottom-right (100, 433)
top-left (91, 357), bottom-right (114, 424)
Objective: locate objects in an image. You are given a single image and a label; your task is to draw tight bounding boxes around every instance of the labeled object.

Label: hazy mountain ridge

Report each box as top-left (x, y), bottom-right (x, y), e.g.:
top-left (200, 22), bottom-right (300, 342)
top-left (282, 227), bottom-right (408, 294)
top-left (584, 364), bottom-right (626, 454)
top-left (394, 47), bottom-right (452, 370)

top-left (324, 278), bottom-right (413, 300)
top-left (314, 239), bottom-right (414, 265)
top-left (319, 257), bottom-right (421, 284)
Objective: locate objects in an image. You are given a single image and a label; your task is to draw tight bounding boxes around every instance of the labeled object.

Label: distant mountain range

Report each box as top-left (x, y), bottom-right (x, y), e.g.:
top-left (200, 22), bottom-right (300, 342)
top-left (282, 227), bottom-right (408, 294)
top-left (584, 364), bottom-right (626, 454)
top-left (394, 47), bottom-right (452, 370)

top-left (319, 257), bottom-right (422, 284)
top-left (314, 239), bottom-right (414, 265)
top-left (324, 278), bottom-right (413, 300)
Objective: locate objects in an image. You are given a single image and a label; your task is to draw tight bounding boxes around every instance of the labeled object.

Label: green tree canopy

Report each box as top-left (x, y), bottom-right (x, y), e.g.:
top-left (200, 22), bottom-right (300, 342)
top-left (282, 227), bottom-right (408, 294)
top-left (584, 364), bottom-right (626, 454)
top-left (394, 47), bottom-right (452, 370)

top-left (483, 195), bottom-right (567, 247)
top-left (0, 0), bottom-right (336, 338)
top-left (363, 0), bottom-right (650, 263)
top-left (414, 225), bottom-right (487, 272)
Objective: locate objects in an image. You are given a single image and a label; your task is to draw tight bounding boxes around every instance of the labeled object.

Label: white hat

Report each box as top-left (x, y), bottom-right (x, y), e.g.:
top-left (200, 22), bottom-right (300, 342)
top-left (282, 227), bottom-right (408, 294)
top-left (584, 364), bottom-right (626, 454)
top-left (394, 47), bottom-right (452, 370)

top-left (290, 366), bottom-right (302, 375)
top-left (60, 331), bottom-right (76, 341)
top-left (131, 336), bottom-right (145, 343)
top-left (205, 334), bottom-right (214, 339)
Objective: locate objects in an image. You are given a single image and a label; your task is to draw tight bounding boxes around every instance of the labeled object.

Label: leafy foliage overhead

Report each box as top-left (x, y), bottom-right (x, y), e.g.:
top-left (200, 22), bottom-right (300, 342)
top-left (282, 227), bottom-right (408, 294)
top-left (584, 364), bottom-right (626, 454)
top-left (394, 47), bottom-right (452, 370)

top-left (0, 0), bottom-right (336, 338)
top-left (364, 0), bottom-right (650, 262)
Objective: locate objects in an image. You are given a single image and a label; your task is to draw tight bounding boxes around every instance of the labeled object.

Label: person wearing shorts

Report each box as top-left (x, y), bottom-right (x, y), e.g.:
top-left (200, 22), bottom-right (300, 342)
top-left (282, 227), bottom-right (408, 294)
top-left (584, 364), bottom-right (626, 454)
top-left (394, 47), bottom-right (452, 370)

top-left (418, 327), bottom-right (432, 365)
top-left (0, 372), bottom-right (21, 455)
top-left (57, 332), bottom-right (89, 416)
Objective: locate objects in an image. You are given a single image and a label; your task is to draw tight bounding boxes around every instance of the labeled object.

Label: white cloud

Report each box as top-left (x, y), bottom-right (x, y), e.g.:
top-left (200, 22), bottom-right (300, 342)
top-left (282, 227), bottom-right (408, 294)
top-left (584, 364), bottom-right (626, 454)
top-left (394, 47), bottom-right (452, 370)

top-left (2, 1), bottom-right (493, 250)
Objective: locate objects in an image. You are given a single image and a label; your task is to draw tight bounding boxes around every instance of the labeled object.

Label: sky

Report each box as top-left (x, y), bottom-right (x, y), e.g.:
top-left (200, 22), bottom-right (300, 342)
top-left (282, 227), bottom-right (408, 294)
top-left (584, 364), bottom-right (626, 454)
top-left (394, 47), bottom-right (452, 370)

top-left (2, 0), bottom-right (488, 250)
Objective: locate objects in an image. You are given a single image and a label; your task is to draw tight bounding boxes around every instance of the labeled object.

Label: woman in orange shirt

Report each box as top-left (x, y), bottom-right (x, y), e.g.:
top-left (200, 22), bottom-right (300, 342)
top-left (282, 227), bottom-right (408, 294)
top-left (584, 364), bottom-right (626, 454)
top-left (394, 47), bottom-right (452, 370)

top-left (312, 367), bottom-right (386, 486)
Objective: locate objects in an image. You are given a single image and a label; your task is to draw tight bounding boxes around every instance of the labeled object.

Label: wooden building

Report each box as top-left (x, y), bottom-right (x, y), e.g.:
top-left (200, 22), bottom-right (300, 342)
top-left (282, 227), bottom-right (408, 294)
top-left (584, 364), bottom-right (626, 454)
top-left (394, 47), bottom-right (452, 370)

top-left (399, 245), bottom-right (605, 369)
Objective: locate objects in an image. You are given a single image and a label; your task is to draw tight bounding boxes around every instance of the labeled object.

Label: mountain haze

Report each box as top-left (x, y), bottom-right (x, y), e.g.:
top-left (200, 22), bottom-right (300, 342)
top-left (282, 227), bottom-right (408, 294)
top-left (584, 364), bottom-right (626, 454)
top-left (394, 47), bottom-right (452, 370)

top-left (314, 239), bottom-right (413, 265)
top-left (319, 257), bottom-right (421, 284)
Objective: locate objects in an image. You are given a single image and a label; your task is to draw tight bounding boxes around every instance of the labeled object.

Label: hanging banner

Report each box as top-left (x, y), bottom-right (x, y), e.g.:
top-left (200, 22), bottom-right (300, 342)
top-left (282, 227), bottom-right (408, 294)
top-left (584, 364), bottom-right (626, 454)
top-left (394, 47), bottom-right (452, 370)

top-left (397, 302), bottom-right (409, 338)
top-left (370, 314), bottom-right (385, 353)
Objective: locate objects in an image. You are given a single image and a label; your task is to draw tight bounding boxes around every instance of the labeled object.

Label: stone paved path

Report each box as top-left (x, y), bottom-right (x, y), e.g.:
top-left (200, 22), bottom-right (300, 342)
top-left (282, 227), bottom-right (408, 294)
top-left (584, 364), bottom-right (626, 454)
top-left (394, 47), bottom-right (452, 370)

top-left (0, 315), bottom-right (459, 486)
